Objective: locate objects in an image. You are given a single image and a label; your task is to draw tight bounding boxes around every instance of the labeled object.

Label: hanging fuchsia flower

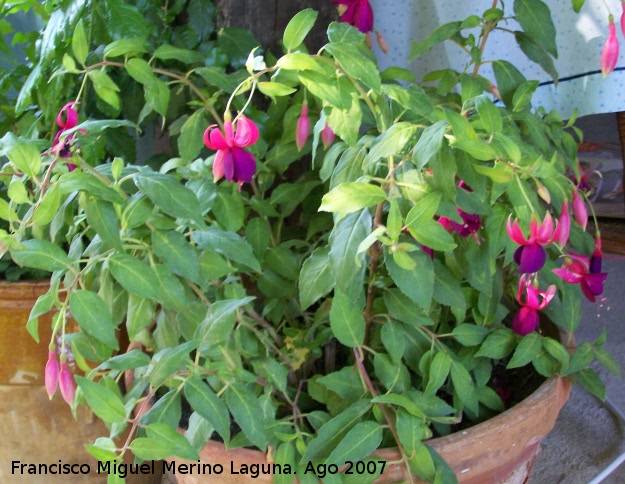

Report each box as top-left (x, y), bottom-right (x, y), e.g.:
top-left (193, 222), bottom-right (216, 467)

top-left (296, 103), bottom-right (310, 151)
top-left (321, 122), bottom-right (335, 149)
top-left (601, 15), bottom-right (619, 77)
top-left (512, 275), bottom-right (557, 336)
top-left (507, 212), bottom-right (564, 274)
top-left (51, 102), bottom-right (83, 169)
top-left (44, 350), bottom-right (59, 399)
top-left (438, 210), bottom-right (481, 238)
top-left (554, 245), bottom-right (607, 304)
top-left (572, 189), bottom-right (588, 230)
top-left (204, 114), bottom-right (259, 189)
top-left (59, 360), bottom-right (76, 404)
top-left (334, 0), bottom-right (374, 33)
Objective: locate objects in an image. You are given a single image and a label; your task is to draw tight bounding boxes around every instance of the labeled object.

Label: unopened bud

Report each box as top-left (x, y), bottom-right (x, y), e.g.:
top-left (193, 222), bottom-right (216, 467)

top-left (296, 103), bottom-right (310, 151)
top-left (59, 360), bottom-right (76, 405)
top-left (44, 350), bottom-right (59, 399)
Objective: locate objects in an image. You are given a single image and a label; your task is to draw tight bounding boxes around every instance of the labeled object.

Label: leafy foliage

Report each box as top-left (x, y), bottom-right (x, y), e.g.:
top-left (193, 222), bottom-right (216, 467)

top-left (0, 0), bottom-right (617, 482)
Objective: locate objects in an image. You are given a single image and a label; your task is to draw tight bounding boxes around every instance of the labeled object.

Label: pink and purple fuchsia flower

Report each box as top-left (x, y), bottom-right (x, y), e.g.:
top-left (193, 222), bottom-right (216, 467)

top-left (553, 238), bottom-right (607, 304)
top-left (204, 114), bottom-right (259, 189)
top-left (512, 275), bottom-right (557, 336)
top-left (506, 211), bottom-right (566, 274)
top-left (601, 14), bottom-right (619, 77)
top-left (51, 102), bottom-right (84, 170)
top-left (333, 0), bottom-right (374, 33)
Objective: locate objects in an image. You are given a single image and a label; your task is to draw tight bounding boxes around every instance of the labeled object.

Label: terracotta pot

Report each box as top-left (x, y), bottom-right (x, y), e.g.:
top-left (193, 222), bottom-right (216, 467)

top-left (0, 280), bottom-right (159, 483)
top-left (0, 280), bottom-right (55, 384)
top-left (127, 357), bottom-right (571, 484)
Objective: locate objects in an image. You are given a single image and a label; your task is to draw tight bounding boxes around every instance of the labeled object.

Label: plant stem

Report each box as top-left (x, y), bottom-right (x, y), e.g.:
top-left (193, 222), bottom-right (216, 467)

top-left (363, 202), bottom-right (385, 346)
top-left (353, 347), bottom-right (414, 483)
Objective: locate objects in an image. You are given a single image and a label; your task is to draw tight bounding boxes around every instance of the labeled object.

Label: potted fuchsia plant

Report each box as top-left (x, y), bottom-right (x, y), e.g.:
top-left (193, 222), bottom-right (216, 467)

top-left (0, 0), bottom-right (620, 482)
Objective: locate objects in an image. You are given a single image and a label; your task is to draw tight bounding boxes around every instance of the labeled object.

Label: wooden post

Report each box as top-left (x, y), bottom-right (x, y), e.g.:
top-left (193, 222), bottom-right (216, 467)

top-left (214, 0), bottom-right (337, 53)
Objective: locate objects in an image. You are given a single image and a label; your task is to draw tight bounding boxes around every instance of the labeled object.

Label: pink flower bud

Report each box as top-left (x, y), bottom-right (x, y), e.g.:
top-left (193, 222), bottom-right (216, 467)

top-left (59, 361), bottom-right (76, 405)
top-left (572, 189), bottom-right (588, 231)
top-left (375, 30), bottom-right (388, 54)
top-left (296, 104), bottom-right (310, 151)
top-left (44, 351), bottom-right (59, 399)
top-left (555, 201), bottom-right (570, 247)
top-left (321, 122), bottom-right (335, 149)
top-left (601, 16), bottom-right (619, 78)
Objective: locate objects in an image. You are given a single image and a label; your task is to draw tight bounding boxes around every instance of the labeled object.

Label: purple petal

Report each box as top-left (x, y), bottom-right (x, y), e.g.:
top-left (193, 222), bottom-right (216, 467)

top-left (512, 307), bottom-right (540, 336)
top-left (231, 147), bottom-right (256, 184)
top-left (518, 244), bottom-right (546, 274)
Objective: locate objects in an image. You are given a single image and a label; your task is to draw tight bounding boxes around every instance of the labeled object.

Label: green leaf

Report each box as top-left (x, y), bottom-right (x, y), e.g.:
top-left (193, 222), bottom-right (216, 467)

top-left (492, 60), bottom-right (527, 108)
top-left (319, 182), bottom-right (386, 214)
top-left (11, 239), bottom-right (72, 272)
top-left (32, 184), bottom-right (61, 226)
top-left (193, 227), bottom-right (260, 272)
top-left (150, 341), bottom-right (198, 388)
top-left (108, 254), bottom-right (160, 300)
top-left (75, 377), bottom-right (126, 424)
top-left (72, 18), bottom-right (88, 65)
top-left (5, 138), bottom-right (41, 178)
top-left (475, 95), bottom-right (503, 136)
top-left (70, 290), bottom-right (119, 349)
top-left (96, 349), bottom-right (150, 371)
top-left (130, 438), bottom-right (178, 461)
top-left (384, 248), bottom-right (434, 311)
top-left (425, 351), bottom-right (452, 396)
top-left (257, 82), bottom-right (296, 100)
top-left (370, 393), bottom-right (427, 419)
top-left (450, 363), bottom-right (478, 414)
top-left (576, 368), bottom-right (605, 400)
top-left (283, 8), bottom-right (318, 50)
top-left (507, 333), bottom-right (543, 369)
top-left (153, 44), bottom-right (204, 64)
top-left (433, 260), bottom-right (466, 312)
top-left (512, 80), bottom-right (539, 112)
top-left (405, 192), bottom-right (441, 226)
top-left (453, 140), bottom-right (498, 161)
top-left (514, 32), bottom-right (558, 82)
top-left (410, 21), bottom-right (462, 60)
top-left (104, 38), bottom-right (147, 58)
top-left (194, 297), bottom-right (254, 347)
top-left (475, 328), bottom-right (516, 359)
top-left (326, 421), bottom-right (382, 466)
top-left (146, 423), bottom-right (198, 460)
top-left (299, 247), bottom-right (335, 310)
top-left (59, 171), bottom-right (124, 204)
top-left (317, 366), bottom-right (365, 401)
top-left (225, 384), bottom-right (268, 451)
top-left (152, 230), bottom-right (200, 283)
top-left (330, 289), bottom-right (365, 347)
top-left (125, 58), bottom-right (158, 85)
top-left (276, 53), bottom-right (322, 71)
top-left (366, 123), bottom-right (419, 166)
top-left (302, 400), bottom-right (371, 463)
top-left (81, 196), bottom-right (122, 251)
top-left (184, 377), bottom-right (231, 443)
top-left (452, 324), bottom-right (489, 346)
top-left (126, 294), bottom-right (156, 340)
top-left (413, 120), bottom-right (448, 169)
top-left (572, 0), bottom-right (585, 13)
top-left (134, 171), bottom-right (203, 225)
top-left (103, 0), bottom-right (150, 40)
top-left (325, 43), bottom-right (381, 91)
top-left (140, 389), bottom-right (181, 429)
top-left (329, 209), bottom-right (370, 301)
top-left (514, 0), bottom-right (557, 58)
top-left (562, 341), bottom-right (594, 376)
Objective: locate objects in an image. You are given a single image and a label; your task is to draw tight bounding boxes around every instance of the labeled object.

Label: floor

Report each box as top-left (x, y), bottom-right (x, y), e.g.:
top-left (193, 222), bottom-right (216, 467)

top-left (531, 113), bottom-right (625, 483)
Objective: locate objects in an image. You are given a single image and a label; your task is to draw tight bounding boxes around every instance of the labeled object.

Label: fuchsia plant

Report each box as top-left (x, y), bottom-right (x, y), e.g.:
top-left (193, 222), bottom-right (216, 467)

top-left (0, 2), bottom-right (620, 482)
